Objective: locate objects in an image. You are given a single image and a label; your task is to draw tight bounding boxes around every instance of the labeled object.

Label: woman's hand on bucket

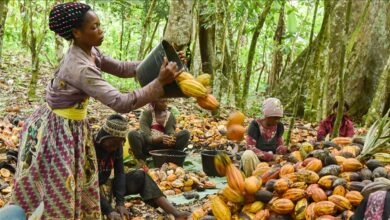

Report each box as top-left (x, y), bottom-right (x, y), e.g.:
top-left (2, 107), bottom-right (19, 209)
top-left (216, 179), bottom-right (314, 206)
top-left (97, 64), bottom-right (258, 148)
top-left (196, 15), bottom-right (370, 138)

top-left (158, 57), bottom-right (184, 86)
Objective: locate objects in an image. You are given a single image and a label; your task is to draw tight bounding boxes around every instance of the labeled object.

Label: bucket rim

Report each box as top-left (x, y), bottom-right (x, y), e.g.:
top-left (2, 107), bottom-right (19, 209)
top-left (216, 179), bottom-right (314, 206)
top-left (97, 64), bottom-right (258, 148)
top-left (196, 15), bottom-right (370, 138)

top-left (149, 149), bottom-right (187, 157)
top-left (201, 150), bottom-right (232, 156)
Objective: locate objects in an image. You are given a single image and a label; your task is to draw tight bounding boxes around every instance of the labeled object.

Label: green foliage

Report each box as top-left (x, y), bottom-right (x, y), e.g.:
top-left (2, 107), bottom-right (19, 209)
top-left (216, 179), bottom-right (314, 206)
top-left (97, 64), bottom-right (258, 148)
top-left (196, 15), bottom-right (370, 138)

top-left (287, 10), bottom-right (297, 34)
top-left (1, 0), bottom-right (326, 109)
top-left (358, 109), bottom-right (390, 160)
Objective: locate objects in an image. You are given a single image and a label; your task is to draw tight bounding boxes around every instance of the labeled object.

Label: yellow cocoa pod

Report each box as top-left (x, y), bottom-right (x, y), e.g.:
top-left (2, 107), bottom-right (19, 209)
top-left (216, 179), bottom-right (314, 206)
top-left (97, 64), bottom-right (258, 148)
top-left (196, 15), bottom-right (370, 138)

top-left (176, 71), bottom-right (194, 82)
top-left (221, 185), bottom-right (244, 203)
top-left (178, 79), bottom-right (207, 97)
top-left (270, 198), bottom-right (294, 215)
top-left (196, 73), bottom-right (211, 87)
top-left (294, 198), bottom-right (308, 220)
top-left (328, 195), bottom-right (352, 211)
top-left (196, 94), bottom-right (219, 111)
top-left (211, 196), bottom-right (231, 220)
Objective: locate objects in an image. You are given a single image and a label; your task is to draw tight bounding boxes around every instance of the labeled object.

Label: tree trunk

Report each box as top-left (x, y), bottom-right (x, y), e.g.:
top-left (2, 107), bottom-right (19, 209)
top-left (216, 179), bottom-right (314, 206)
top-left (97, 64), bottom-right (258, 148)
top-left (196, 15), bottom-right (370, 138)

top-left (119, 7), bottom-right (125, 60)
top-left (345, 0), bottom-right (371, 60)
top-left (303, 0), bottom-right (332, 122)
top-left (54, 0), bottom-right (64, 64)
top-left (137, 0), bottom-right (157, 60)
top-left (240, 0), bottom-right (273, 110)
top-left (364, 55), bottom-right (390, 127)
top-left (273, 0), bottom-right (390, 121)
top-left (232, 9), bottom-right (248, 106)
top-left (28, 53), bottom-right (39, 99)
top-left (279, 51), bottom-right (291, 79)
top-left (0, 0), bottom-right (9, 65)
top-left (20, 0), bottom-right (28, 47)
top-left (164, 0), bottom-right (193, 51)
top-left (27, 0), bottom-right (48, 100)
top-left (340, 0), bottom-right (389, 119)
top-left (214, 0), bottom-right (227, 101)
top-left (143, 19), bottom-right (160, 58)
top-left (268, 1), bottom-right (285, 93)
top-left (322, 21), bottom-right (332, 120)
top-left (332, 0), bottom-right (351, 138)
top-left (124, 28), bottom-right (132, 59)
top-left (224, 2), bottom-right (234, 104)
top-left (189, 0), bottom-right (199, 74)
top-left (224, 46), bottom-right (234, 106)
top-left (256, 63), bottom-right (266, 92)
top-left (28, 0), bottom-right (37, 100)
top-left (286, 0), bottom-right (319, 145)
top-left (55, 35), bottom-right (64, 64)
top-left (198, 0), bottom-right (215, 75)
top-left (163, 18), bottom-right (168, 36)
top-left (123, 6), bottom-right (132, 59)
top-left (222, 41), bottom-right (232, 105)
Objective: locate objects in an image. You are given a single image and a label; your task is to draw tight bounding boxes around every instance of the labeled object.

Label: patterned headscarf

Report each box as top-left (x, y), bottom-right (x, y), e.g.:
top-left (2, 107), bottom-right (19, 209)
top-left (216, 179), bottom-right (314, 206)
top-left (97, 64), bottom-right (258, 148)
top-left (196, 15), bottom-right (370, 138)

top-left (262, 98), bottom-right (284, 118)
top-left (49, 2), bottom-right (91, 40)
top-left (95, 114), bottom-right (128, 144)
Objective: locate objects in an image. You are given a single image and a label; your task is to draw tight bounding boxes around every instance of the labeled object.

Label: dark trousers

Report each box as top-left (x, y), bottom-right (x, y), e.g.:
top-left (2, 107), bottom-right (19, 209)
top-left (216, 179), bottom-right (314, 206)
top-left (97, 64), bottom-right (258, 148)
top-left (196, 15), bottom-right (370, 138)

top-left (128, 130), bottom-right (190, 161)
top-left (120, 170), bottom-right (163, 205)
top-left (104, 170), bottom-right (163, 211)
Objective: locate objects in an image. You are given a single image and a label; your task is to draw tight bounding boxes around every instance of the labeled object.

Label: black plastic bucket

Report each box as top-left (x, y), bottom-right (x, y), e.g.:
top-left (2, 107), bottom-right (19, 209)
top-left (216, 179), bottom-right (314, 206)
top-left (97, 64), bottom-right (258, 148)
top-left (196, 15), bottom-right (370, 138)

top-left (201, 150), bottom-right (233, 177)
top-left (149, 149), bottom-right (187, 168)
top-left (136, 40), bottom-right (187, 98)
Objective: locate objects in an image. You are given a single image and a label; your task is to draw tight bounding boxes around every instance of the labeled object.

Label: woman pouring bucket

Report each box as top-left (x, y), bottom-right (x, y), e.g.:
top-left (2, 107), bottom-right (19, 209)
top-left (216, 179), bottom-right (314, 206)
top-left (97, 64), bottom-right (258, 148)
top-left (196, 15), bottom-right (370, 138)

top-left (9, 2), bottom-right (188, 219)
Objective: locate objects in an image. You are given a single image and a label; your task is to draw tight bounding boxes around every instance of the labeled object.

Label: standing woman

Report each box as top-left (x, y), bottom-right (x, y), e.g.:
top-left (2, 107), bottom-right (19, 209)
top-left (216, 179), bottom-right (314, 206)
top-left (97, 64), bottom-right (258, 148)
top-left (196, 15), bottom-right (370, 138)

top-left (10, 2), bottom-right (181, 219)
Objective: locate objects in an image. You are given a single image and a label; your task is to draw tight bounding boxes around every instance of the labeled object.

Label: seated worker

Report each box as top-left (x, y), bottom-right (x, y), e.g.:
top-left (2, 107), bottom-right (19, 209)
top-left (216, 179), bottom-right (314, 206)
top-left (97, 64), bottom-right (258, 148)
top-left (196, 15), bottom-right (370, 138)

top-left (240, 98), bottom-right (288, 176)
top-left (128, 99), bottom-right (190, 167)
top-left (317, 101), bottom-right (355, 141)
top-left (94, 114), bottom-right (190, 220)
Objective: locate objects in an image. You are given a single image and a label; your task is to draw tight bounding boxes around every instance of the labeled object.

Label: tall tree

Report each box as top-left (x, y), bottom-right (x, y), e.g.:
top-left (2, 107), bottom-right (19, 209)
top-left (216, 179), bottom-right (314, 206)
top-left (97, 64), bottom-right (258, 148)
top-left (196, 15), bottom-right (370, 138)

top-left (54, 0), bottom-right (64, 64)
top-left (20, 0), bottom-right (29, 48)
top-left (286, 0), bottom-right (319, 145)
top-left (268, 1), bottom-right (285, 93)
top-left (332, 0), bottom-right (352, 138)
top-left (273, 0), bottom-right (389, 121)
top-left (240, 0), bottom-right (273, 110)
top-left (303, 0), bottom-right (333, 122)
top-left (0, 0), bottom-right (10, 64)
top-left (198, 0), bottom-right (215, 75)
top-left (137, 0), bottom-right (157, 60)
top-left (27, 0), bottom-right (49, 100)
top-left (119, 5), bottom-right (125, 59)
top-left (231, 8), bottom-right (248, 106)
top-left (320, 20), bottom-right (331, 120)
top-left (189, 0), bottom-right (199, 73)
top-left (164, 0), bottom-right (194, 52)
top-left (214, 0), bottom-right (227, 101)
top-left (143, 18), bottom-right (161, 57)
top-left (364, 55), bottom-right (390, 127)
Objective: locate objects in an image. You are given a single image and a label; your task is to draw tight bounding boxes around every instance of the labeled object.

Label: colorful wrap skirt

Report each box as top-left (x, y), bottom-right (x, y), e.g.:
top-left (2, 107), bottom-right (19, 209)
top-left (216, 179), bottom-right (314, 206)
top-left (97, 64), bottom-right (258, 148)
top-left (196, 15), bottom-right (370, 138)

top-left (10, 105), bottom-right (101, 219)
